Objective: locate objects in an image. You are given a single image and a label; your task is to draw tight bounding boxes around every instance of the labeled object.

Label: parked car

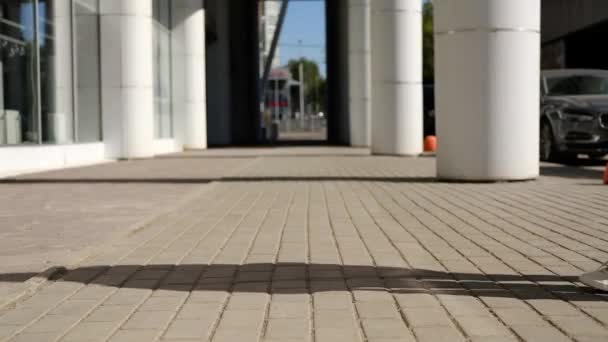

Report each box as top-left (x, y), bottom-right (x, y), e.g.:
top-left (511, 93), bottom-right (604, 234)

top-left (540, 69), bottom-right (608, 161)
top-left (423, 84), bottom-right (435, 137)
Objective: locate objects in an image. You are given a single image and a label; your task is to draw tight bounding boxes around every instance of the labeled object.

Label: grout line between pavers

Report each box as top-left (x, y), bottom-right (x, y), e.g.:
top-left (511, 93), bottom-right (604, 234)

top-left (4, 184), bottom-right (236, 342)
top-left (112, 187), bottom-right (251, 342)
top-left (426, 182), bottom-right (599, 273)
top-left (55, 185), bottom-right (240, 342)
top-left (526, 185), bottom-right (608, 224)
top-left (338, 180), bottom-right (437, 342)
top-left (463, 183), bottom-right (608, 256)
top-left (258, 184), bottom-right (297, 342)
top-left (370, 181), bottom-right (578, 341)
top-left (321, 181), bottom-right (367, 342)
top-left (498, 185), bottom-right (608, 251)
top-left (220, 188), bottom-right (280, 341)
top-left (531, 177), bottom-right (608, 210)
top-left (1, 185), bottom-right (228, 341)
top-left (413, 182), bottom-right (608, 333)
top-left (0, 182), bottom-right (218, 313)
top-left (379, 182), bottom-right (549, 333)
top-left (201, 187), bottom-right (277, 342)
top-left (304, 182), bottom-right (316, 342)
top-left (360, 181), bottom-right (514, 341)
top-left (103, 187), bottom-right (256, 342)
top-left (362, 185), bottom-right (484, 339)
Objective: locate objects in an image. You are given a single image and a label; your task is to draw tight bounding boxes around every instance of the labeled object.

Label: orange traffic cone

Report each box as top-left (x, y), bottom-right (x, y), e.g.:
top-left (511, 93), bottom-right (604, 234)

top-left (424, 136), bottom-right (437, 153)
top-left (604, 163), bottom-right (608, 185)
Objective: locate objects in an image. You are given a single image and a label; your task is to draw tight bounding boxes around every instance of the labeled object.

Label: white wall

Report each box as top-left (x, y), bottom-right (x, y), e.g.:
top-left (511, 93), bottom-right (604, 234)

top-left (0, 143), bottom-right (107, 177)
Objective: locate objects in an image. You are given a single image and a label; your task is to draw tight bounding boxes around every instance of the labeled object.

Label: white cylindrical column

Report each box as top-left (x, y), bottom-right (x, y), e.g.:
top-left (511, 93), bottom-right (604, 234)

top-left (371, 0), bottom-right (423, 156)
top-left (348, 0), bottom-right (371, 147)
top-left (48, 0), bottom-right (74, 144)
top-left (100, 0), bottom-right (154, 159)
top-left (435, 0), bottom-right (540, 181)
top-left (173, 0), bottom-right (207, 150)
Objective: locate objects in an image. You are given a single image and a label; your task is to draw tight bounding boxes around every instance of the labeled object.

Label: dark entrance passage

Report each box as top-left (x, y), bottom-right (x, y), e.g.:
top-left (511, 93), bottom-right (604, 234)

top-left (564, 21), bottom-right (608, 70)
top-left (261, 0), bottom-right (331, 146)
top-left (205, 0), bottom-right (351, 147)
top-left (325, 0), bottom-right (350, 145)
top-left (541, 0), bottom-right (608, 70)
top-left (206, 0), bottom-right (260, 146)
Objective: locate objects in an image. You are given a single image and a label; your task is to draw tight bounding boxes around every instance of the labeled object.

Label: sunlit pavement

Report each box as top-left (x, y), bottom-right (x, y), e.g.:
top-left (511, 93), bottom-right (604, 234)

top-left (0, 147), bottom-right (607, 341)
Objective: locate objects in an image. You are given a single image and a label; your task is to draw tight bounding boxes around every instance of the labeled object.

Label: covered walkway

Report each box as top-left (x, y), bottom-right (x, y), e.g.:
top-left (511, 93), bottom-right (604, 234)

top-left (0, 148), bottom-right (607, 341)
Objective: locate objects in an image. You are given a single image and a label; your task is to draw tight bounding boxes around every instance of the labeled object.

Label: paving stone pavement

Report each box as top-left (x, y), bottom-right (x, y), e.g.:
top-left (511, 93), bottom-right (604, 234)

top-left (0, 147), bottom-right (607, 342)
top-left (0, 156), bottom-right (257, 309)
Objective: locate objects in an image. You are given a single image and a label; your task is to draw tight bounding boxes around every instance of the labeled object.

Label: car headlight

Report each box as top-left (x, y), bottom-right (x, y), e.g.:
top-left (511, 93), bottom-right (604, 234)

top-left (560, 111), bottom-right (595, 122)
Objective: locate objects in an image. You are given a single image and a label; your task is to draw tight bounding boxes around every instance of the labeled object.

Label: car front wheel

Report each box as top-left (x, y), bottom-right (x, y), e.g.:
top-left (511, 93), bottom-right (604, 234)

top-left (540, 121), bottom-right (555, 162)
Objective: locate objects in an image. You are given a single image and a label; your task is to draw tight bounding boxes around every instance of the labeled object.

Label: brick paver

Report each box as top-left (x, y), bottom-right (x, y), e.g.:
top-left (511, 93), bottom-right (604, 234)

top-left (0, 155), bottom-right (258, 309)
top-left (0, 147), bottom-right (607, 341)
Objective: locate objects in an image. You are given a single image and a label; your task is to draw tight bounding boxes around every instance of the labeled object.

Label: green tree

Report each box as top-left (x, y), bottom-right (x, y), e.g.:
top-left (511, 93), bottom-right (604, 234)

top-left (287, 58), bottom-right (327, 113)
top-left (423, 1), bottom-right (434, 83)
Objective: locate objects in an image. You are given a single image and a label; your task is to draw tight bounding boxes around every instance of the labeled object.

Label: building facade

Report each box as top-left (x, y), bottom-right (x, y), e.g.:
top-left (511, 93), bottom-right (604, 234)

top-left (0, 0), bottom-right (553, 182)
top-left (542, 0), bottom-right (608, 70)
top-left (0, 0), bottom-right (208, 175)
top-left (260, 0), bottom-right (281, 71)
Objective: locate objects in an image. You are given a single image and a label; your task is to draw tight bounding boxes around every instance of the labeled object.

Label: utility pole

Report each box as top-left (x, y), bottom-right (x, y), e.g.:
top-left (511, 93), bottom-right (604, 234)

top-left (314, 73), bottom-right (319, 114)
top-left (274, 78), bottom-right (279, 121)
top-left (299, 62), bottom-right (305, 127)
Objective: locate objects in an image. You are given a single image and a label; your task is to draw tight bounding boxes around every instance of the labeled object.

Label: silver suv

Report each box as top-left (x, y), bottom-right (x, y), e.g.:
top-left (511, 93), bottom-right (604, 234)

top-left (541, 69), bottom-right (608, 162)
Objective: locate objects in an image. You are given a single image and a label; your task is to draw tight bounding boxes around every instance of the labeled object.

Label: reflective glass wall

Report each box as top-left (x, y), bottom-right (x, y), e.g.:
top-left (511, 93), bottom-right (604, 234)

top-left (0, 0), bottom-right (37, 145)
top-left (0, 0), bottom-right (100, 146)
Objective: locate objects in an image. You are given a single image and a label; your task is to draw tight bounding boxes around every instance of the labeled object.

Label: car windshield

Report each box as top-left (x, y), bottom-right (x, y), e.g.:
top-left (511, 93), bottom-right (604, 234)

top-left (546, 75), bottom-right (608, 96)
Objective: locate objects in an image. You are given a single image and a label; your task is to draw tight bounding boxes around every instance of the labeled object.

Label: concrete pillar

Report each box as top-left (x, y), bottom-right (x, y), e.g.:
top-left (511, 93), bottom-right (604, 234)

top-left (100, 0), bottom-right (154, 159)
top-left (348, 0), bottom-right (371, 147)
top-left (435, 0), bottom-right (540, 181)
top-left (172, 0), bottom-right (207, 149)
top-left (371, 0), bottom-right (423, 156)
top-left (47, 0), bottom-right (74, 144)
top-left (74, 0), bottom-right (102, 143)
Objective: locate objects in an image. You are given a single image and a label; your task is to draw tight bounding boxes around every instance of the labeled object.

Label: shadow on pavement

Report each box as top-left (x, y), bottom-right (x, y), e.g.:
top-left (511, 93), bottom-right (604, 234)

top-left (1, 263), bottom-right (605, 301)
top-left (541, 164), bottom-right (605, 180)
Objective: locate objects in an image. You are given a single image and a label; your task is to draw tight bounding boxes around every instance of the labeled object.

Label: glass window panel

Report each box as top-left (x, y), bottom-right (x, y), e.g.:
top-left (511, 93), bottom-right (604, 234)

top-left (74, 0), bottom-right (100, 142)
top-left (0, 0), bottom-right (38, 145)
top-left (39, 0), bottom-right (74, 144)
top-left (153, 0), bottom-right (172, 139)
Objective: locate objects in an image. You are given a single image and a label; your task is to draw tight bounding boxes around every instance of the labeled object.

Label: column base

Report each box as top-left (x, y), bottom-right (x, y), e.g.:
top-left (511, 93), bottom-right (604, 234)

top-left (371, 151), bottom-right (422, 158)
top-left (184, 145), bottom-right (208, 151)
